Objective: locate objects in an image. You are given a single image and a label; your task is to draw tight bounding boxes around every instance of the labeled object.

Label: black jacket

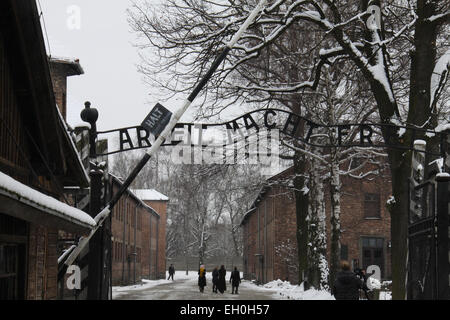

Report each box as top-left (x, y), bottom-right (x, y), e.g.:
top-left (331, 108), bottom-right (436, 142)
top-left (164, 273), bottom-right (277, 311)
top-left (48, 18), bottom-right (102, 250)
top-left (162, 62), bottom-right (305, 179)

top-left (230, 270), bottom-right (241, 286)
top-left (217, 267), bottom-right (227, 293)
top-left (333, 271), bottom-right (363, 300)
top-left (212, 269), bottom-right (219, 284)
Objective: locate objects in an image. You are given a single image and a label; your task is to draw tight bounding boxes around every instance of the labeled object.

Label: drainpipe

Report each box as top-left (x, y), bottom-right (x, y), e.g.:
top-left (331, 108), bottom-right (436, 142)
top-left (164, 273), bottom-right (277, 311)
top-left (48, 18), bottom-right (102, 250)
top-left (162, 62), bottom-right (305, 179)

top-left (134, 203), bottom-right (139, 284)
top-left (156, 216), bottom-right (160, 279)
top-left (257, 207), bottom-right (260, 283)
top-left (149, 213), bottom-right (152, 279)
top-left (121, 192), bottom-right (130, 285)
top-left (264, 199), bottom-right (267, 283)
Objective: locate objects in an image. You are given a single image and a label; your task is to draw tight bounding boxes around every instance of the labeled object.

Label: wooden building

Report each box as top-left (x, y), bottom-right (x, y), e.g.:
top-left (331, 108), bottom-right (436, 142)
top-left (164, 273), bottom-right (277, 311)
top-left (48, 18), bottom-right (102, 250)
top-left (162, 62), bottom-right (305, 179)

top-left (0, 0), bottom-right (95, 299)
top-left (109, 174), bottom-right (168, 285)
top-left (241, 164), bottom-right (392, 285)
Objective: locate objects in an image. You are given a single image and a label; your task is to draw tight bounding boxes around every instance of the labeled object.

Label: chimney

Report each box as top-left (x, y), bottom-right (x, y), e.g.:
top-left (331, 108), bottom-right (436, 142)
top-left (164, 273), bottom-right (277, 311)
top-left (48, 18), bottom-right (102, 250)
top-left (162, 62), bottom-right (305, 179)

top-left (49, 57), bottom-right (84, 120)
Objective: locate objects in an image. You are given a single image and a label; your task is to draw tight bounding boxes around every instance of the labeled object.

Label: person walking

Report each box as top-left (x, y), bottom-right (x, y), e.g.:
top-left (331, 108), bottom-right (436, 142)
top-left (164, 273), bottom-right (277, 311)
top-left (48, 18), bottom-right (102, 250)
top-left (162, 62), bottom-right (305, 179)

top-left (168, 264), bottom-right (175, 280)
top-left (212, 266), bottom-right (219, 293)
top-left (217, 265), bottom-right (227, 294)
top-left (332, 260), bottom-right (364, 300)
top-left (230, 267), bottom-right (241, 294)
top-left (198, 264), bottom-right (207, 293)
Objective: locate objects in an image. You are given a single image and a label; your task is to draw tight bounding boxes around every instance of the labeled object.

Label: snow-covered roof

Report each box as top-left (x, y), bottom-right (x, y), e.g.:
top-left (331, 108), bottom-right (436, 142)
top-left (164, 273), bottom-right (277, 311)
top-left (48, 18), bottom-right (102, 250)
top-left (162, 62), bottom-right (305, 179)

top-left (49, 56), bottom-right (84, 75)
top-left (132, 189), bottom-right (169, 201)
top-left (0, 171), bottom-right (96, 231)
top-left (108, 174), bottom-right (160, 217)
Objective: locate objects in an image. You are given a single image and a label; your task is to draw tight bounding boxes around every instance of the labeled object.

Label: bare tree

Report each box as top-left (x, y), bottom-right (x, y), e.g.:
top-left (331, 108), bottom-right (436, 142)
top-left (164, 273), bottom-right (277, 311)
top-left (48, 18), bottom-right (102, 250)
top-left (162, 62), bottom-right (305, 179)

top-left (129, 0), bottom-right (450, 298)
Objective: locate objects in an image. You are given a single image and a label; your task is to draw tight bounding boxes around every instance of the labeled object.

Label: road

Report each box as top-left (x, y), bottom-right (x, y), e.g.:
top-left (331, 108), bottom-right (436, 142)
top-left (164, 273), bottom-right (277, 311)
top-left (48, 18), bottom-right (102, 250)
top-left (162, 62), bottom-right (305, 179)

top-left (113, 272), bottom-right (283, 300)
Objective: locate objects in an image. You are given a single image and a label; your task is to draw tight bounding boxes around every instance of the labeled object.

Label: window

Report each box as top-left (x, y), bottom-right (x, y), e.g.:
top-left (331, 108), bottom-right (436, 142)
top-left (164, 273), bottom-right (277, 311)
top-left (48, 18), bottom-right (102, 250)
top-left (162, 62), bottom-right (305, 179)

top-left (0, 243), bottom-right (26, 299)
top-left (340, 244), bottom-right (348, 261)
top-left (364, 193), bottom-right (380, 219)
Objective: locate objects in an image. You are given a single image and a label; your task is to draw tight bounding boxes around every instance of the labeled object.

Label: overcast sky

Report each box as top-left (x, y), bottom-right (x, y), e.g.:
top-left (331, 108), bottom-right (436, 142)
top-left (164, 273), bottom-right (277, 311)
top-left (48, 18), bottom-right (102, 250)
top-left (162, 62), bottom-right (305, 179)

top-left (39, 0), bottom-right (188, 133)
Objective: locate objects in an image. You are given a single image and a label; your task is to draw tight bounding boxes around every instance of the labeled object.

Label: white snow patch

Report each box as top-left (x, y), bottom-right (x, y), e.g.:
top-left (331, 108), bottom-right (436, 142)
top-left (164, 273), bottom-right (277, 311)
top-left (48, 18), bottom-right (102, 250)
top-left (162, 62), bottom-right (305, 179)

top-left (414, 139), bottom-right (427, 146)
top-left (72, 122), bottom-right (91, 130)
top-left (435, 123), bottom-right (450, 133)
top-left (367, 277), bottom-right (381, 290)
top-left (386, 196), bottom-right (396, 205)
top-left (113, 271), bottom-right (336, 300)
top-left (132, 189), bottom-right (169, 201)
top-left (301, 186), bottom-right (309, 195)
top-left (262, 279), bottom-right (334, 300)
top-left (430, 49), bottom-right (450, 109)
top-left (368, 59), bottom-right (394, 103)
top-left (398, 127), bottom-right (406, 137)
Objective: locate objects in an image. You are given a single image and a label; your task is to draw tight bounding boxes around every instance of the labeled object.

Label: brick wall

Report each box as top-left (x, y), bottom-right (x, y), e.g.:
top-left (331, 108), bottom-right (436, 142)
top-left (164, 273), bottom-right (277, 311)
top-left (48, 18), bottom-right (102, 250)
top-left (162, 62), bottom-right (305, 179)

top-left (325, 172), bottom-right (392, 278)
top-left (242, 165), bottom-right (393, 285)
top-left (49, 62), bottom-right (68, 120)
top-left (143, 200), bottom-right (167, 279)
top-left (111, 186), bottom-right (148, 286)
top-left (272, 186), bottom-right (298, 284)
top-left (110, 181), bottom-right (167, 285)
top-left (27, 225), bottom-right (58, 300)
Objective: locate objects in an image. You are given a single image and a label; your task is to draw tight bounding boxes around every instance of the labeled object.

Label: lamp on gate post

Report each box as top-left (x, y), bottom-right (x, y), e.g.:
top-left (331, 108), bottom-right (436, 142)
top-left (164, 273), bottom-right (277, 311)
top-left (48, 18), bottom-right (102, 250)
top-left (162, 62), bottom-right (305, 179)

top-left (81, 101), bottom-right (105, 300)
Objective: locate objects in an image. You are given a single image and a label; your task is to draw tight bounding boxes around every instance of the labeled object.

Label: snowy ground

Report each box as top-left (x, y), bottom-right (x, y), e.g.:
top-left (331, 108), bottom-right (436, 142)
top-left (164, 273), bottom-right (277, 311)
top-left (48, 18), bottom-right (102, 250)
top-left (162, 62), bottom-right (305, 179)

top-left (113, 271), bottom-right (335, 300)
top-left (113, 271), bottom-right (392, 300)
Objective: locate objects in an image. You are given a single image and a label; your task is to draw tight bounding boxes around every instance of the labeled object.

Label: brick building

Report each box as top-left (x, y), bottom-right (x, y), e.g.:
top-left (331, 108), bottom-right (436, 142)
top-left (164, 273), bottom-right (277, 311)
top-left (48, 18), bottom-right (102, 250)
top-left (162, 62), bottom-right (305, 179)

top-left (49, 57), bottom-right (84, 122)
top-left (241, 164), bottom-right (392, 285)
top-left (109, 174), bottom-right (168, 285)
top-left (0, 0), bottom-right (95, 300)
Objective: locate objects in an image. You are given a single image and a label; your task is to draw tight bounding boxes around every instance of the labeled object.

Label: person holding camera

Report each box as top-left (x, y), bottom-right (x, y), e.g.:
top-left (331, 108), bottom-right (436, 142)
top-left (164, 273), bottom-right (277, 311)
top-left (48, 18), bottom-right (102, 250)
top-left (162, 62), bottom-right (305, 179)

top-left (332, 260), bottom-right (364, 300)
top-left (354, 267), bottom-right (371, 299)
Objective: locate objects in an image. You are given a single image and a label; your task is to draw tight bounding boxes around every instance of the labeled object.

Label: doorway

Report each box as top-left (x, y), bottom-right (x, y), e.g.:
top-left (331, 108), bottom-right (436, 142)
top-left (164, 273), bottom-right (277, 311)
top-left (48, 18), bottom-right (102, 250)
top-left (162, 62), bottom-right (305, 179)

top-left (361, 237), bottom-right (384, 278)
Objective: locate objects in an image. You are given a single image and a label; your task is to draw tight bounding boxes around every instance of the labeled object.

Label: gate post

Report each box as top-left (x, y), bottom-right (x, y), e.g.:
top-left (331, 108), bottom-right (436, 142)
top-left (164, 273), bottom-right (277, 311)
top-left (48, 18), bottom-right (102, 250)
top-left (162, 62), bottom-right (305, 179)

top-left (436, 174), bottom-right (449, 299)
top-left (81, 102), bottom-right (105, 300)
top-left (436, 127), bottom-right (450, 299)
top-left (444, 127), bottom-right (450, 173)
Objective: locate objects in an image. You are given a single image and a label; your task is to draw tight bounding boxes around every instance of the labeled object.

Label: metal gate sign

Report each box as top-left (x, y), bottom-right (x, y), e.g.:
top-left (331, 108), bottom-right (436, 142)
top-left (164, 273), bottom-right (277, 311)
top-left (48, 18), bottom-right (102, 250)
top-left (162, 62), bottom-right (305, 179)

top-left (96, 108), bottom-right (446, 157)
top-left (141, 103), bottom-right (172, 137)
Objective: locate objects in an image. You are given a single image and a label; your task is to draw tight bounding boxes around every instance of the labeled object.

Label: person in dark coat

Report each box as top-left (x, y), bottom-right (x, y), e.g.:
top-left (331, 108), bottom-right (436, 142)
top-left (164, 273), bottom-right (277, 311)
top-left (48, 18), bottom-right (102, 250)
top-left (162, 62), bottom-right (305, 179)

top-left (168, 264), bottom-right (175, 280)
top-left (332, 260), bottom-right (364, 300)
top-left (212, 267), bottom-right (219, 293)
top-left (217, 265), bottom-right (227, 294)
top-left (198, 265), bottom-right (207, 293)
top-left (230, 267), bottom-right (241, 294)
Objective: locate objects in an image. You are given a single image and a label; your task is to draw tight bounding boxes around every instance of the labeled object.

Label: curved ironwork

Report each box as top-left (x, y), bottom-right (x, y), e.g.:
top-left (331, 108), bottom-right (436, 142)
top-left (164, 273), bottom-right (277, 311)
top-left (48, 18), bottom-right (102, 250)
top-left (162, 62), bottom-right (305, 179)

top-left (95, 108), bottom-right (446, 157)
